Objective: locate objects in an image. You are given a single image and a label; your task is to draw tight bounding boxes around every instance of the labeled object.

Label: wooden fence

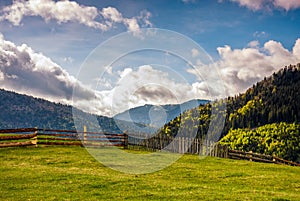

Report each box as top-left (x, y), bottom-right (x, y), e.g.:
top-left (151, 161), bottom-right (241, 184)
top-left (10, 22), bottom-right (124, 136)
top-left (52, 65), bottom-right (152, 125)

top-left (1, 128), bottom-right (299, 167)
top-left (227, 149), bottom-right (300, 167)
top-left (0, 128), bottom-right (38, 147)
top-left (127, 134), bottom-right (206, 154)
top-left (127, 134), bottom-right (300, 167)
top-left (0, 128), bottom-right (128, 148)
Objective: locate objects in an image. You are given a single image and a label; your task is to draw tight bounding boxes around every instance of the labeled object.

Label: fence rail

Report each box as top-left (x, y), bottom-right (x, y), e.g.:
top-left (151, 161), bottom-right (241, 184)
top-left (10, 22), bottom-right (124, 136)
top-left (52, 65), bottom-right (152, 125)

top-left (227, 149), bottom-right (300, 167)
top-left (0, 128), bottom-right (299, 167)
top-left (0, 127), bottom-right (128, 148)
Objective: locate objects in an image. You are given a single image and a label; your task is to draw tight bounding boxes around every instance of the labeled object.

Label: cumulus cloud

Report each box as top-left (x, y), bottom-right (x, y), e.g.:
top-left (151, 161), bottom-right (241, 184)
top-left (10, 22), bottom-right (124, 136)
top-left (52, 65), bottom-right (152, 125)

top-left (0, 34), bottom-right (207, 116)
top-left (222, 0), bottom-right (300, 11)
top-left (0, 33), bottom-right (97, 106)
top-left (0, 0), bottom-right (152, 35)
top-left (111, 65), bottom-right (197, 113)
top-left (207, 38), bottom-right (300, 96)
top-left (273, 0), bottom-right (300, 11)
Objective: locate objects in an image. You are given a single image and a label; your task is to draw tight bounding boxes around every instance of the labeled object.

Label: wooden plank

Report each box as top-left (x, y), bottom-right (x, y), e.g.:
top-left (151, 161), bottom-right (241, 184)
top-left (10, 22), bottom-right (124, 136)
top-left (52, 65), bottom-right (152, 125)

top-left (37, 137), bottom-right (80, 141)
top-left (0, 133), bottom-right (36, 140)
top-left (39, 129), bottom-right (78, 133)
top-left (229, 149), bottom-right (273, 159)
top-left (77, 131), bottom-right (124, 136)
top-left (37, 133), bottom-right (78, 137)
top-left (273, 156), bottom-right (300, 167)
top-left (229, 152), bottom-right (273, 163)
top-left (84, 143), bottom-right (124, 147)
top-left (0, 141), bottom-right (34, 147)
top-left (0, 128), bottom-right (37, 133)
top-left (83, 135), bottom-right (125, 139)
top-left (38, 141), bottom-right (83, 146)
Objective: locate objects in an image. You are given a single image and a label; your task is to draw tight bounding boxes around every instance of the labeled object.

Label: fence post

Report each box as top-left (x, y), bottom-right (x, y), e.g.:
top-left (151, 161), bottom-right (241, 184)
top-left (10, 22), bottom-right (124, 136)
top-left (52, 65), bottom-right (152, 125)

top-left (31, 127), bottom-right (38, 147)
top-left (124, 133), bottom-right (128, 149)
top-left (83, 125), bottom-right (87, 145)
top-left (272, 156), bottom-right (276, 164)
top-left (249, 151), bottom-right (253, 161)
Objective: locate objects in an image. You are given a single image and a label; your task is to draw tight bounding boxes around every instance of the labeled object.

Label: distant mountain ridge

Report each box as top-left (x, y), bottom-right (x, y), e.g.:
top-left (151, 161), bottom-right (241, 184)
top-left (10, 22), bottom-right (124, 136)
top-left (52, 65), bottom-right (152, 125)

top-left (0, 89), bottom-right (124, 133)
top-left (114, 99), bottom-right (209, 127)
top-left (0, 88), bottom-right (208, 134)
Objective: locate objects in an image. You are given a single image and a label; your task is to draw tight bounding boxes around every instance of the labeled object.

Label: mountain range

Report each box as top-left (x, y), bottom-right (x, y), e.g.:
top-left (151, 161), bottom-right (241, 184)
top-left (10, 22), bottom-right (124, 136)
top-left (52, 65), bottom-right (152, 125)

top-left (114, 99), bottom-right (209, 127)
top-left (1, 63), bottom-right (299, 161)
top-left (0, 89), bottom-right (207, 134)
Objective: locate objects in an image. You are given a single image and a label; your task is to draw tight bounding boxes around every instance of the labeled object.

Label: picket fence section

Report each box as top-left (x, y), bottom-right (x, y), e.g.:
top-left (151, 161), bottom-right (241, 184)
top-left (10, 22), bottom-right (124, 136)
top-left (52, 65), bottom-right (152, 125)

top-left (127, 133), bottom-right (300, 167)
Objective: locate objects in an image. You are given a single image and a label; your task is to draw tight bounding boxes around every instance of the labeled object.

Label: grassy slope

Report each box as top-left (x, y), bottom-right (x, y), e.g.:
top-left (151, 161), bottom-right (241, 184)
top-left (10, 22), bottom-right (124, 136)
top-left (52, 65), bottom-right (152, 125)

top-left (0, 146), bottom-right (299, 201)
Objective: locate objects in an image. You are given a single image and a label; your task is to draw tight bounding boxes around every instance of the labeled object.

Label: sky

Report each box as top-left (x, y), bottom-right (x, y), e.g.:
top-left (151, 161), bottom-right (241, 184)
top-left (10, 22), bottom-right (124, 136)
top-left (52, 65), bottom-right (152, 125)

top-left (0, 0), bottom-right (300, 116)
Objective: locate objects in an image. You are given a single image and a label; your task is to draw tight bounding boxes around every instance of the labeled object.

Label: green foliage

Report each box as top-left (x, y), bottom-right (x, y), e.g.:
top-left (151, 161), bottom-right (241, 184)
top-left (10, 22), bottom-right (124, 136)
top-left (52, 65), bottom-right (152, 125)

top-left (224, 64), bottom-right (300, 132)
top-left (159, 103), bottom-right (212, 139)
top-left (157, 64), bottom-right (300, 162)
top-left (220, 122), bottom-right (300, 162)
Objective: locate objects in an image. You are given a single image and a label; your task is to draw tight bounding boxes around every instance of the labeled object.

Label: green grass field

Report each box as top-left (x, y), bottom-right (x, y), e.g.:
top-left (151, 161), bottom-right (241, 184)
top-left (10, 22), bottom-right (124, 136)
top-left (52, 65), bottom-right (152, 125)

top-left (0, 146), bottom-right (299, 201)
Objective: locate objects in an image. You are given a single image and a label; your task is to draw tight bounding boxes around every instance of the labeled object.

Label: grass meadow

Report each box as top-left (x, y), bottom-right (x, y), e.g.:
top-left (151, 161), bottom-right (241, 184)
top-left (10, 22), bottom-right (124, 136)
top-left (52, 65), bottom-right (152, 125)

top-left (1, 146), bottom-right (300, 200)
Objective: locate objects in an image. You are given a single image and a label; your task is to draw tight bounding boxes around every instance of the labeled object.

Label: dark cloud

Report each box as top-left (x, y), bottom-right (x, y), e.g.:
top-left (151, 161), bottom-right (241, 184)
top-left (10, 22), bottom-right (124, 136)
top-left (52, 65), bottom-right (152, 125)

top-left (134, 85), bottom-right (177, 104)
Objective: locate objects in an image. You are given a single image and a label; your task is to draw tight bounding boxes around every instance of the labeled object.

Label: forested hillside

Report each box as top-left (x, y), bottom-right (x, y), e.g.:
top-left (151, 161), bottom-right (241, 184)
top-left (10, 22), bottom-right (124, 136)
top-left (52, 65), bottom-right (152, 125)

top-left (159, 64), bottom-right (300, 161)
top-left (224, 64), bottom-right (300, 131)
top-left (0, 89), bottom-right (123, 132)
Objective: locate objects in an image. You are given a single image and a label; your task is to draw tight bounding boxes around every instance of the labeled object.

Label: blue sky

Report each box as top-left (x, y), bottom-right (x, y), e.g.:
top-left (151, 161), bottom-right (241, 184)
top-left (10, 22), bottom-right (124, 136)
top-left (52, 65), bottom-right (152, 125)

top-left (0, 0), bottom-right (300, 116)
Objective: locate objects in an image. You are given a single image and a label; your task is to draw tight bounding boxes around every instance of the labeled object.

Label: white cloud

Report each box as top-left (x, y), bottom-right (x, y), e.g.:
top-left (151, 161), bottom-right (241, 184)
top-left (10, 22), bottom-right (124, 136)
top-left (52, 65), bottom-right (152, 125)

top-left (273, 0), bottom-right (300, 11)
top-left (222, 0), bottom-right (300, 11)
top-left (101, 7), bottom-right (152, 36)
top-left (0, 0), bottom-right (152, 35)
top-left (207, 38), bottom-right (300, 96)
top-left (191, 48), bottom-right (200, 57)
top-left (228, 0), bottom-right (266, 10)
top-left (63, 56), bottom-right (74, 63)
top-left (253, 31), bottom-right (267, 38)
top-left (110, 65), bottom-right (202, 114)
top-left (101, 7), bottom-right (123, 23)
top-left (0, 34), bottom-right (206, 116)
top-left (248, 40), bottom-right (259, 48)
top-left (0, 34), bottom-right (97, 107)
top-left (0, 0), bottom-right (107, 29)
top-left (182, 0), bottom-right (197, 4)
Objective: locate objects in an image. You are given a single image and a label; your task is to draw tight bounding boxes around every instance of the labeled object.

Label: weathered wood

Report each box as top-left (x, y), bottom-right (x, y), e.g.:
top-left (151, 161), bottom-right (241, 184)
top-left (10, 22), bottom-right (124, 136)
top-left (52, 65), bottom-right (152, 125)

top-left (0, 128), bottom-right (37, 133)
top-left (272, 156), bottom-right (300, 167)
top-left (0, 141), bottom-right (34, 147)
top-left (229, 149), bottom-right (273, 159)
top-left (38, 141), bottom-right (83, 146)
top-left (228, 152), bottom-right (274, 163)
top-left (38, 129), bottom-right (77, 133)
top-left (0, 133), bottom-right (36, 140)
top-left (38, 133), bottom-right (78, 137)
top-left (124, 134), bottom-right (128, 149)
top-left (38, 137), bottom-right (80, 141)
